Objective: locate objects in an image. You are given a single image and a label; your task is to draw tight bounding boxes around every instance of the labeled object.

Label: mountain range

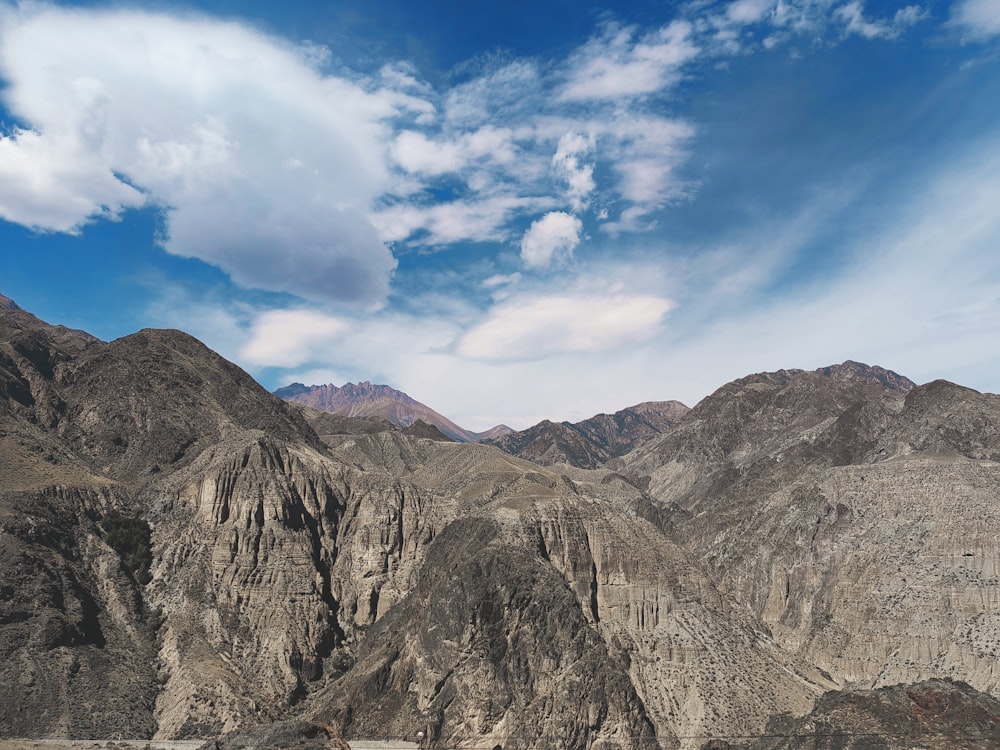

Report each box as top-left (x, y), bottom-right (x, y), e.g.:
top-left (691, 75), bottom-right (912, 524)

top-left (3, 292), bottom-right (1000, 749)
top-left (484, 399), bottom-right (690, 469)
top-left (274, 382), bottom-right (689, 469)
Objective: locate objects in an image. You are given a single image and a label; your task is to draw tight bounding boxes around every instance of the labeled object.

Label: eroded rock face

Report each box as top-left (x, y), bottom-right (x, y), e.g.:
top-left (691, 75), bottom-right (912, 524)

top-left (618, 365), bottom-right (1000, 703)
top-left (0, 486), bottom-right (159, 738)
top-left (296, 439), bottom-right (832, 748)
top-left (312, 518), bottom-right (662, 750)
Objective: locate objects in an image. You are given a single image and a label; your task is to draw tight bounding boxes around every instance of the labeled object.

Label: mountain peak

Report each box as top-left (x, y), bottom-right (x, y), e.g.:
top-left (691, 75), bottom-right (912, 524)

top-left (816, 360), bottom-right (916, 391)
top-left (274, 381), bottom-right (487, 442)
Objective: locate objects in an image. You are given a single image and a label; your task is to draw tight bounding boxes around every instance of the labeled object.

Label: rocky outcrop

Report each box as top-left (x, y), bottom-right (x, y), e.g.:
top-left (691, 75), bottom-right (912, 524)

top-left (302, 438), bottom-right (832, 748)
top-left (313, 517), bottom-right (662, 750)
top-left (0, 485), bottom-right (159, 738)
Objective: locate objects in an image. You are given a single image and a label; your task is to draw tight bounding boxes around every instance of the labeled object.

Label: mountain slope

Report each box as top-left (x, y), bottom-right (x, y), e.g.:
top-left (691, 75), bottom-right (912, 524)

top-left (616, 361), bottom-right (1000, 701)
top-left (487, 400), bottom-right (689, 468)
top-left (274, 381), bottom-right (501, 443)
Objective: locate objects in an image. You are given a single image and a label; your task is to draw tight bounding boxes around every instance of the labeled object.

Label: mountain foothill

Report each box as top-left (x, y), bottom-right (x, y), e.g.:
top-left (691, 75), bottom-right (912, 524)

top-left (2, 291), bottom-right (1000, 750)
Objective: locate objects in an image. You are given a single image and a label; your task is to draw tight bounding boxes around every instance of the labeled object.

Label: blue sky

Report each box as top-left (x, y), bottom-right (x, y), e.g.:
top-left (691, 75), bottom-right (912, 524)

top-left (2, 0), bottom-right (999, 430)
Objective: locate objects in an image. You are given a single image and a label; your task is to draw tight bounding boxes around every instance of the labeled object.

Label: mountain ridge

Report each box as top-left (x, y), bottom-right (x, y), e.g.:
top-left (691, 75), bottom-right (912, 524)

top-left (486, 399), bottom-right (691, 468)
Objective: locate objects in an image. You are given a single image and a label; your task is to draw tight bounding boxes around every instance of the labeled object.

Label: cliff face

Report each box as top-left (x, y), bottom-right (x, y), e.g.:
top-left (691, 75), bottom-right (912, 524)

top-left (301, 437), bottom-right (832, 748)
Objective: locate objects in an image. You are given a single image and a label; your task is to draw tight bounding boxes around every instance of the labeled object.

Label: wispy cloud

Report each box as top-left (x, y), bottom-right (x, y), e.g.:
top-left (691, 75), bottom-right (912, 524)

top-left (457, 290), bottom-right (674, 361)
top-left (834, 1), bottom-right (927, 40)
top-left (949, 0), bottom-right (1000, 39)
top-left (558, 20), bottom-right (699, 101)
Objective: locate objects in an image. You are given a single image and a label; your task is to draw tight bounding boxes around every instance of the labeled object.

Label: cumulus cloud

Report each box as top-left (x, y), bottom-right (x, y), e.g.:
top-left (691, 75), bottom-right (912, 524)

top-left (725, 0), bottom-right (776, 25)
top-left (457, 292), bottom-right (674, 361)
top-left (949, 0), bottom-right (1000, 38)
top-left (520, 211), bottom-right (583, 268)
top-left (240, 309), bottom-right (348, 367)
top-left (0, 4), bottom-right (405, 304)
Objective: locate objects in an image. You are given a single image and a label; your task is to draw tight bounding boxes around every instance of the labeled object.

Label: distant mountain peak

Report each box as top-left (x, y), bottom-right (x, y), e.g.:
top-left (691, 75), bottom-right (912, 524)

top-left (0, 293), bottom-right (20, 310)
top-left (487, 399), bottom-right (690, 469)
top-left (273, 381), bottom-right (503, 443)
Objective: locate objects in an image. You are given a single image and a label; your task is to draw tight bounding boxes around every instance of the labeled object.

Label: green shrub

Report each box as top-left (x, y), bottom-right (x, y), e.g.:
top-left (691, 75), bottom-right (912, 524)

top-left (100, 511), bottom-right (153, 585)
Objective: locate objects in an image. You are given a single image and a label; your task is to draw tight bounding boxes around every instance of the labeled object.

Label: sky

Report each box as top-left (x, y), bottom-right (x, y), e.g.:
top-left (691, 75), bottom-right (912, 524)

top-left (1, 0), bottom-right (999, 430)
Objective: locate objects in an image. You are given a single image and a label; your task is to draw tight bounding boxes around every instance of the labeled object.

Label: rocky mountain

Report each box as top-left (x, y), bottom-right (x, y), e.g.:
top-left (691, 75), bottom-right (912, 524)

top-left (291, 404), bottom-right (454, 442)
top-left (487, 400), bottom-right (690, 469)
top-left (274, 381), bottom-right (510, 443)
top-left (5, 295), bottom-right (1000, 750)
top-left (615, 361), bottom-right (1000, 712)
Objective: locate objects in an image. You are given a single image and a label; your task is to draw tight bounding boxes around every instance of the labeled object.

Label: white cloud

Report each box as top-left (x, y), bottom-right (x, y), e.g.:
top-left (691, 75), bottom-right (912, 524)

top-left (560, 21), bottom-right (700, 102)
top-left (949, 0), bottom-right (1000, 38)
top-left (551, 132), bottom-right (596, 211)
top-left (457, 292), bottom-right (674, 361)
top-left (520, 211), bottom-right (583, 268)
top-left (443, 61), bottom-right (543, 126)
top-left (240, 309), bottom-right (348, 368)
top-left (726, 0), bottom-right (777, 24)
top-left (0, 124), bottom-right (146, 232)
top-left (391, 125), bottom-right (517, 176)
top-left (834, 1), bottom-right (926, 39)
top-left (0, 5), bottom-right (407, 304)
top-left (482, 272), bottom-right (522, 288)
top-left (375, 195), bottom-right (555, 246)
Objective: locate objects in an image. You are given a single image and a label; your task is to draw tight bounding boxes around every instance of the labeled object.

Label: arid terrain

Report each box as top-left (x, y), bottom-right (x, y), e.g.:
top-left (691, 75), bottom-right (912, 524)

top-left (3, 293), bottom-right (1000, 749)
